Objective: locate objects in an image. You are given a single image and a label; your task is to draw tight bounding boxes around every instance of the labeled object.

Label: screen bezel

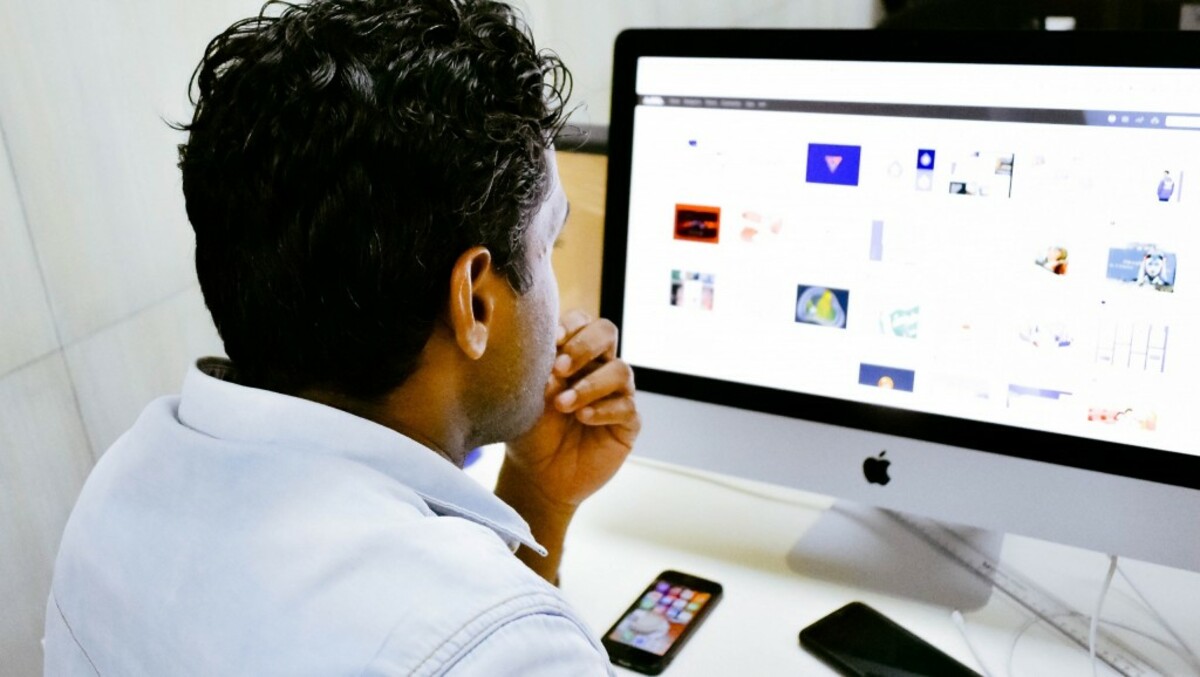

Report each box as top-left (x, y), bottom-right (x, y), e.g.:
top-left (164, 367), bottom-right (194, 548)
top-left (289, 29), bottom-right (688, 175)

top-left (601, 569), bottom-right (724, 674)
top-left (600, 28), bottom-right (1200, 492)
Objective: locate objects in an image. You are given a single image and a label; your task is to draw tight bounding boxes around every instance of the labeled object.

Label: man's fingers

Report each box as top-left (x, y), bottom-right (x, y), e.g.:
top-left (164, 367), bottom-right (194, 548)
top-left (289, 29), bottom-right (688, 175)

top-left (575, 395), bottom-right (640, 428)
top-left (557, 309), bottom-right (593, 347)
top-left (553, 317), bottom-right (619, 378)
top-left (554, 359), bottom-right (634, 411)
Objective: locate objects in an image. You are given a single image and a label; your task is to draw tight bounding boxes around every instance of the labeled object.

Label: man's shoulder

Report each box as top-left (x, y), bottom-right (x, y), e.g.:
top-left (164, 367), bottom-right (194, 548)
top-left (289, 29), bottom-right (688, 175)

top-left (48, 373), bottom-right (607, 674)
top-left (362, 517), bottom-right (608, 675)
top-left (50, 455), bottom-right (584, 675)
top-left (277, 498), bottom-right (602, 675)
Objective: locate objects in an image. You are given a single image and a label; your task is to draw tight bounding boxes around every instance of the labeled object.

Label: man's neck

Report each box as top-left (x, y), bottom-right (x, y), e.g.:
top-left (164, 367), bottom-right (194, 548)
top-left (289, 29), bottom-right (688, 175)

top-left (297, 376), bottom-right (472, 467)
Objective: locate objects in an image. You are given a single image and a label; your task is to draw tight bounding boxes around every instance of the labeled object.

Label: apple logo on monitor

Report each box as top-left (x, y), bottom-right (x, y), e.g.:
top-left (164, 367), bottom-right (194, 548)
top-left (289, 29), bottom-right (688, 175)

top-left (863, 451), bottom-right (891, 485)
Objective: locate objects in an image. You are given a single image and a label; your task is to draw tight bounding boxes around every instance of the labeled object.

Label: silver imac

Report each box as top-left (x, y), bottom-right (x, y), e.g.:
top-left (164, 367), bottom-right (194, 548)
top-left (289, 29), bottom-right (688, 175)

top-left (601, 29), bottom-right (1200, 605)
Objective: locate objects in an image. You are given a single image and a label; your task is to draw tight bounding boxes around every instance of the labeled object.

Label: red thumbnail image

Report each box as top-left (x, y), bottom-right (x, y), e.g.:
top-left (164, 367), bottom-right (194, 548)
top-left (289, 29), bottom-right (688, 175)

top-left (674, 204), bottom-right (721, 243)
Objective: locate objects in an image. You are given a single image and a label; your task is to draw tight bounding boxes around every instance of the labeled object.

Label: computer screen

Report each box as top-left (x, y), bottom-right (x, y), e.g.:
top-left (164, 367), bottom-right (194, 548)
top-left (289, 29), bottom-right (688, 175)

top-left (601, 30), bottom-right (1200, 574)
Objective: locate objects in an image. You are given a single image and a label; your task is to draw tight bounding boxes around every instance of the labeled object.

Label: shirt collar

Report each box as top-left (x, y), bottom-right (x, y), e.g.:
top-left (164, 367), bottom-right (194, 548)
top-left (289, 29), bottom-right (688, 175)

top-left (177, 358), bottom-right (545, 556)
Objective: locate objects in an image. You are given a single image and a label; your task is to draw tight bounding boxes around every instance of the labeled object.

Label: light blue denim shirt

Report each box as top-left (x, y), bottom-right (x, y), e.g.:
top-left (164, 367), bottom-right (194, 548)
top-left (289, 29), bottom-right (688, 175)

top-left (44, 359), bottom-right (612, 676)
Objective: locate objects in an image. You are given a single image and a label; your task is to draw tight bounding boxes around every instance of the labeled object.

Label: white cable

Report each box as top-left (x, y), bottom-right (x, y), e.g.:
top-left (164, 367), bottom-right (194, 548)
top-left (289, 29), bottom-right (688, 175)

top-left (1099, 619), bottom-right (1200, 674)
top-left (951, 610), bottom-right (994, 677)
top-left (1116, 564), bottom-right (1200, 673)
top-left (1007, 614), bottom-right (1043, 677)
top-left (1091, 555), bottom-right (1119, 677)
top-left (1007, 612), bottom-right (1200, 677)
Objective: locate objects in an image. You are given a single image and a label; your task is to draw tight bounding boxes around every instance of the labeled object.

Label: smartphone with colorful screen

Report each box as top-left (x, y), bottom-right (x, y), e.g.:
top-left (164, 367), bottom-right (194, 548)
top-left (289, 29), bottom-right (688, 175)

top-left (601, 570), bottom-right (723, 674)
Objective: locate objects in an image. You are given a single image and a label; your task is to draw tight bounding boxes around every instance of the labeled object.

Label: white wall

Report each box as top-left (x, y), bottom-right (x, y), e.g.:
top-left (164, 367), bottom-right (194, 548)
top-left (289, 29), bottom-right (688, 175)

top-left (513, 0), bottom-right (883, 128)
top-left (0, 1), bottom-right (878, 673)
top-left (0, 2), bottom-right (253, 673)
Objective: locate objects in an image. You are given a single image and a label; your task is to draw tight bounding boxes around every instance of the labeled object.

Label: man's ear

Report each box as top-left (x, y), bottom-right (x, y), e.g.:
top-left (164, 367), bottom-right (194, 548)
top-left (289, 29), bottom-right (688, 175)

top-left (448, 246), bottom-right (498, 360)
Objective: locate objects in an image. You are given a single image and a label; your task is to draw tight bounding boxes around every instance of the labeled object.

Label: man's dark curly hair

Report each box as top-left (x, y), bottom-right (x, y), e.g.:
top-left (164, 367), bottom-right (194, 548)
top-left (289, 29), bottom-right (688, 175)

top-left (177, 0), bottom-right (571, 400)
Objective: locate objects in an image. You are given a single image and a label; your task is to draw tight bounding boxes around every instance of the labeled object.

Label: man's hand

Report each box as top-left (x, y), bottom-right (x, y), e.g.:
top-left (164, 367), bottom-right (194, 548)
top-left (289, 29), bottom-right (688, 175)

top-left (504, 309), bottom-right (639, 508)
top-left (496, 310), bottom-right (640, 582)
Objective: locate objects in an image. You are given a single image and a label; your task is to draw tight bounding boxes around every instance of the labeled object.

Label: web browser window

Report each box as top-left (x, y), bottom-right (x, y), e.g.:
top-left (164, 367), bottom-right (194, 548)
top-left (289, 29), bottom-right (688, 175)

top-left (619, 57), bottom-right (1200, 456)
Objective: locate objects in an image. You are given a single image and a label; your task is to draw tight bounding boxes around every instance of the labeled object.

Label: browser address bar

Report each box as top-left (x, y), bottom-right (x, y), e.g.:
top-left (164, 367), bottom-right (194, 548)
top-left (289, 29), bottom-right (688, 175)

top-left (1164, 115), bottom-right (1200, 129)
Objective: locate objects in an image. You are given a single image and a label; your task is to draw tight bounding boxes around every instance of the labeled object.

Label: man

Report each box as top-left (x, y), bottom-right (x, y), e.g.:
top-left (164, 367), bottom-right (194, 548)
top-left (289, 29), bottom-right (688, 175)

top-left (43, 0), bottom-right (638, 674)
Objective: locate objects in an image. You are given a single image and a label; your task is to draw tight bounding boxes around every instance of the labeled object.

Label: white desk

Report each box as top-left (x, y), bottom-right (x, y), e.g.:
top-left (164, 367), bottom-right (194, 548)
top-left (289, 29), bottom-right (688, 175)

top-left (467, 446), bottom-right (1200, 676)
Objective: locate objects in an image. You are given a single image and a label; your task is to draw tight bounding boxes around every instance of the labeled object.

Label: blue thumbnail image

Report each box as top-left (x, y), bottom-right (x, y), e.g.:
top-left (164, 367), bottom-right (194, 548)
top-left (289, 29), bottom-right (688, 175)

top-left (1106, 246), bottom-right (1176, 290)
top-left (795, 285), bottom-right (850, 328)
top-left (858, 363), bottom-right (915, 392)
top-left (806, 143), bottom-right (862, 186)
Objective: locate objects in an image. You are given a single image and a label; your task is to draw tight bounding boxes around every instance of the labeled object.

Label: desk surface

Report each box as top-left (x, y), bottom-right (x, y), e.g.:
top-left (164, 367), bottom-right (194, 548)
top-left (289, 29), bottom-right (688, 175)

top-left (467, 446), bottom-right (1200, 676)
top-left (522, 151), bottom-right (1200, 676)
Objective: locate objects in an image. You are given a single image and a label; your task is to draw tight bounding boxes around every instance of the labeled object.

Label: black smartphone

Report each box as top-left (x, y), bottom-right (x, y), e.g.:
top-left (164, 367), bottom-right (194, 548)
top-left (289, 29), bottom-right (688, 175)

top-left (799, 601), bottom-right (981, 677)
top-left (601, 570), bottom-right (723, 674)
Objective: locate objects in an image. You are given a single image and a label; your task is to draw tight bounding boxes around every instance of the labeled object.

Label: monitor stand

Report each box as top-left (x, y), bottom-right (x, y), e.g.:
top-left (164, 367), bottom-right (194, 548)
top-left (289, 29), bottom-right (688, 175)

top-left (785, 500), bottom-right (1003, 611)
